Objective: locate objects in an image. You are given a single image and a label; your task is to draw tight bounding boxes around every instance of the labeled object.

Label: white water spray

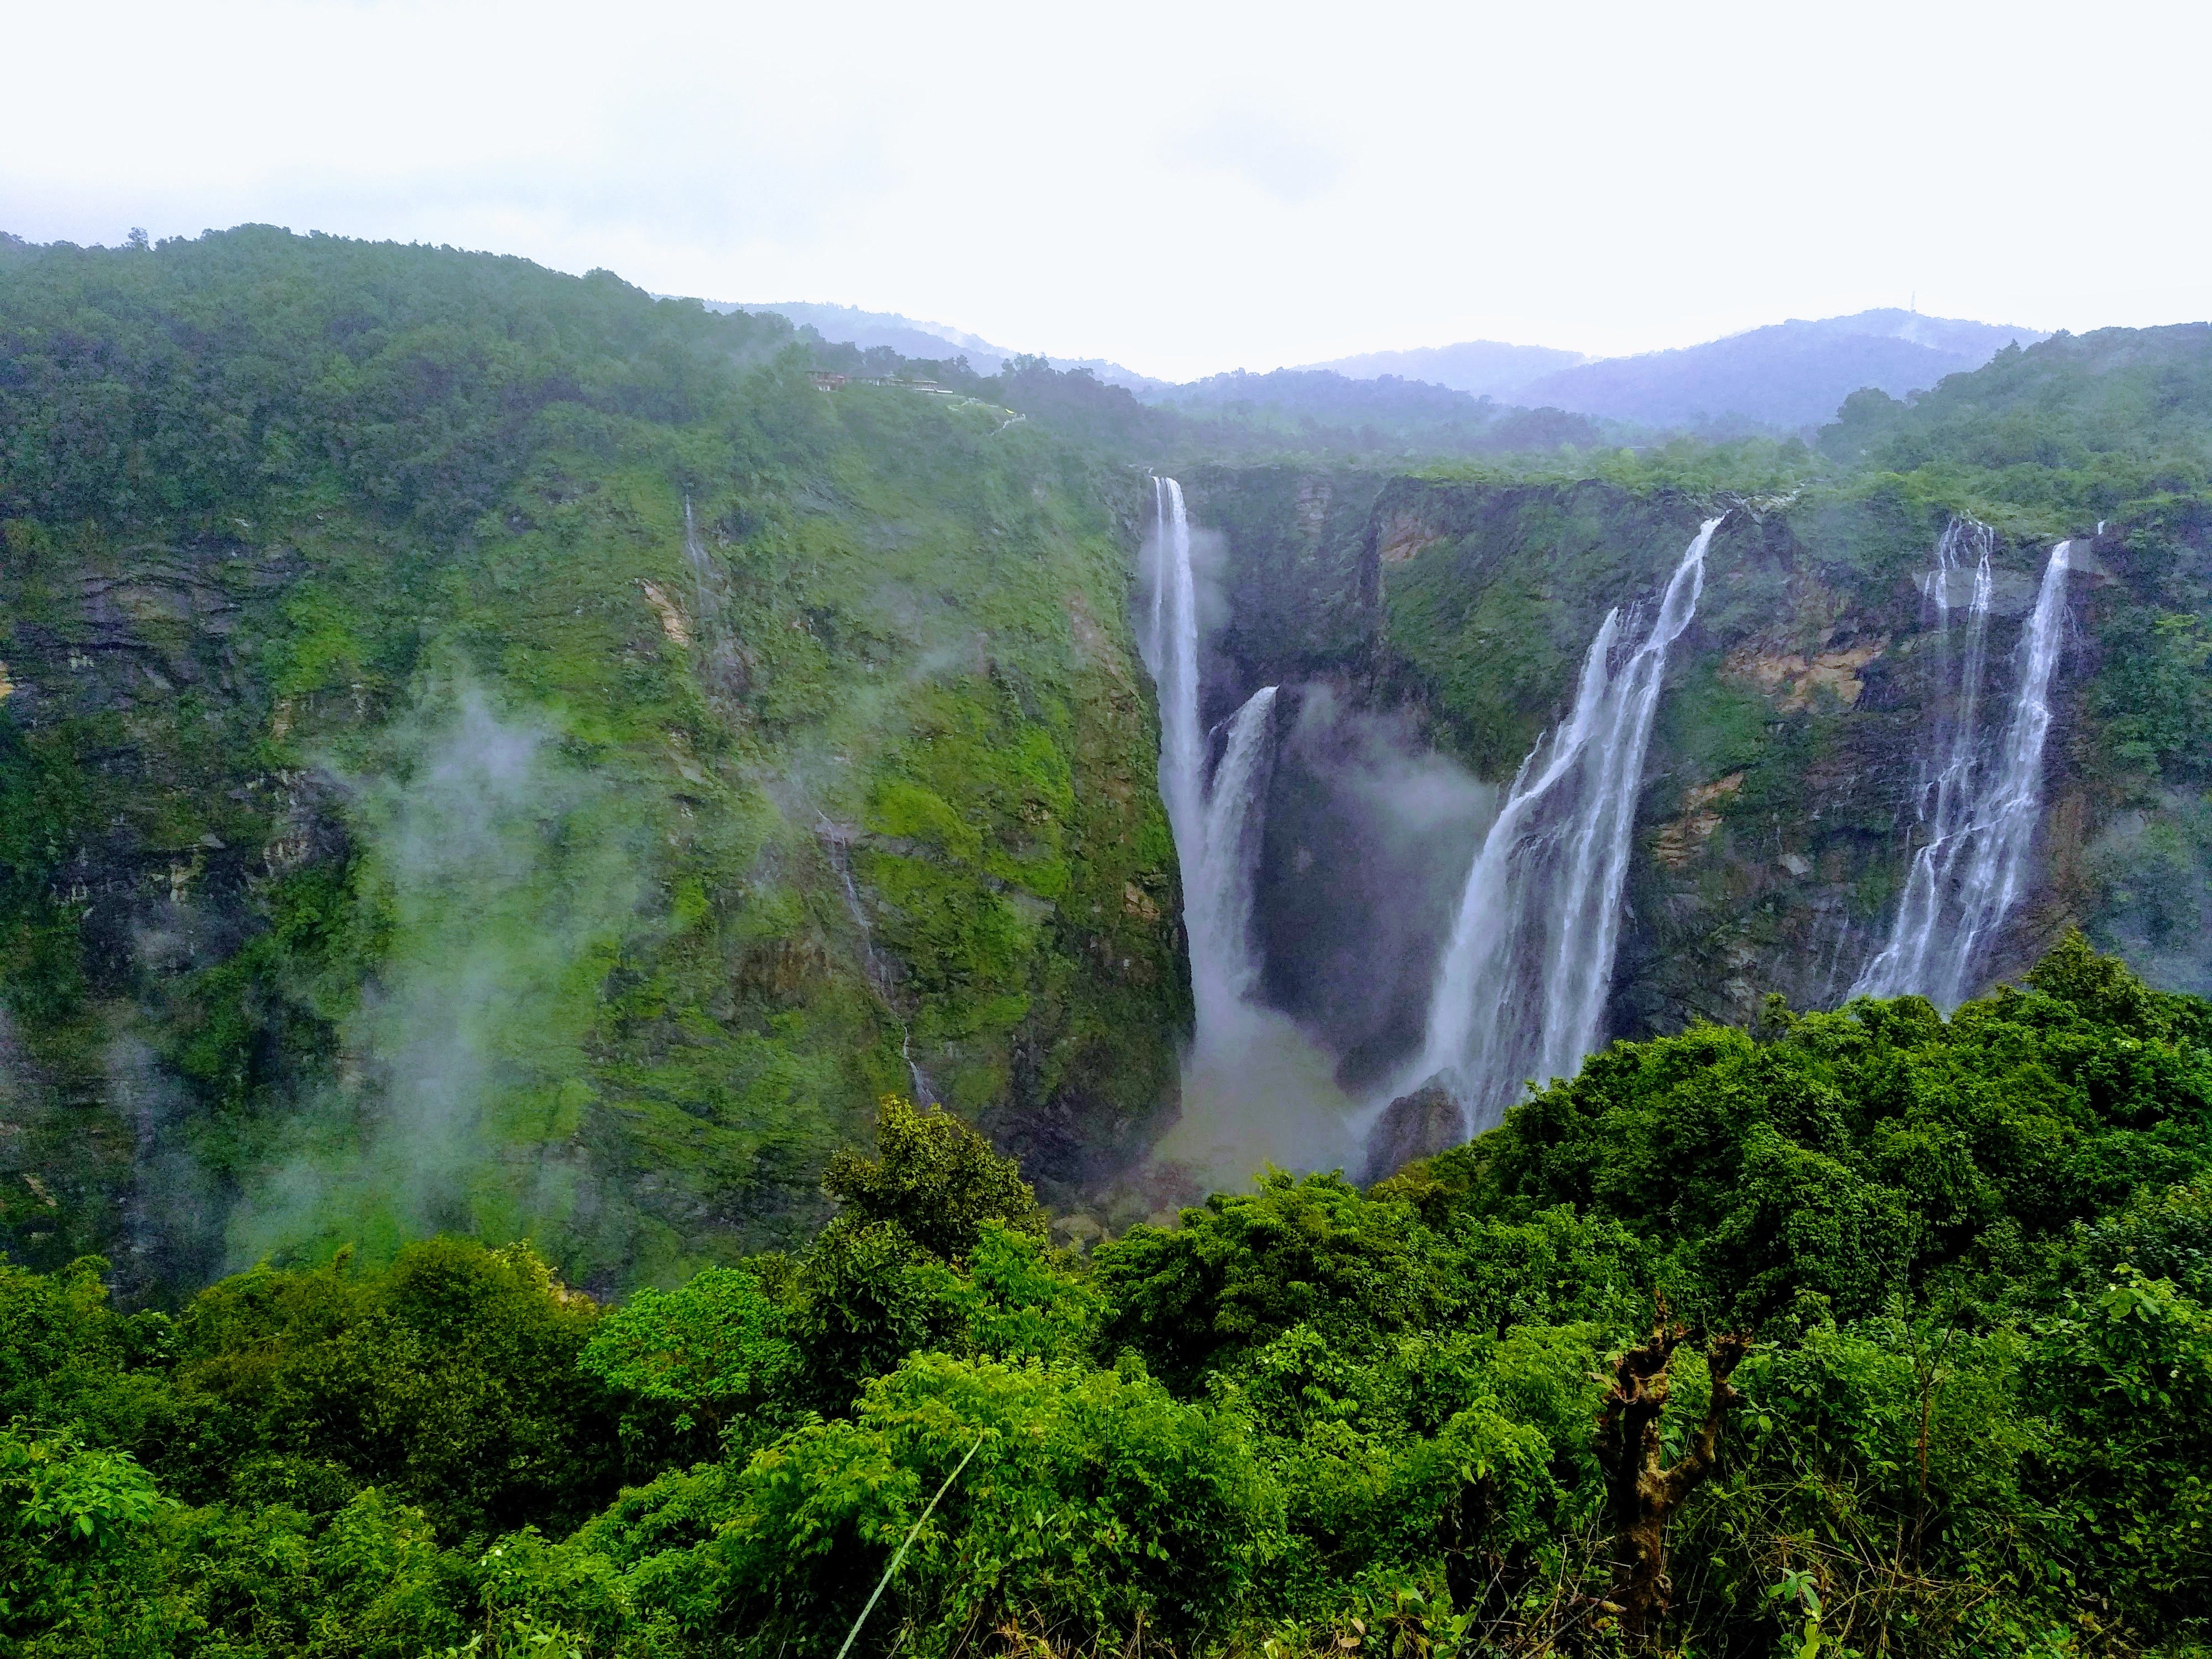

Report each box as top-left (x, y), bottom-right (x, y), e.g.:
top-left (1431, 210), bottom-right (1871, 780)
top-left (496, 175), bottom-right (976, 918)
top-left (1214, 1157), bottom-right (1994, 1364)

top-left (1406, 517), bottom-right (1721, 1136)
top-left (1850, 518), bottom-right (1996, 1003)
top-left (1190, 685), bottom-right (1279, 1030)
top-left (1140, 480), bottom-right (1353, 1182)
top-left (1138, 478), bottom-right (1279, 1047)
top-left (1854, 538), bottom-right (2070, 1009)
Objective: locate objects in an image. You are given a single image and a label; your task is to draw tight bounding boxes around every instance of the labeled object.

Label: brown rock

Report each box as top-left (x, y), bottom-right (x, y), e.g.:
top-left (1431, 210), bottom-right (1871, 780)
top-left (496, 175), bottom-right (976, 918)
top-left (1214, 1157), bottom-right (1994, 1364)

top-left (1651, 772), bottom-right (1745, 870)
top-left (1374, 509), bottom-right (1446, 565)
top-left (1363, 1079), bottom-right (1464, 1182)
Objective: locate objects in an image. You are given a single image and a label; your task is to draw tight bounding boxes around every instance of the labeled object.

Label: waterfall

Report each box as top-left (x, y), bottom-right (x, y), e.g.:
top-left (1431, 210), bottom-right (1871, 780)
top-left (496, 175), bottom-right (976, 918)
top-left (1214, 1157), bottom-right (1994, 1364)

top-left (1139, 477), bottom-right (1279, 1051)
top-left (1854, 537), bottom-right (2070, 1009)
top-left (816, 821), bottom-right (938, 1105)
top-left (1190, 686), bottom-right (1280, 1032)
top-left (1142, 479), bottom-right (1207, 879)
top-left (1409, 517), bottom-right (1721, 1135)
top-left (1850, 517), bottom-right (1997, 1003)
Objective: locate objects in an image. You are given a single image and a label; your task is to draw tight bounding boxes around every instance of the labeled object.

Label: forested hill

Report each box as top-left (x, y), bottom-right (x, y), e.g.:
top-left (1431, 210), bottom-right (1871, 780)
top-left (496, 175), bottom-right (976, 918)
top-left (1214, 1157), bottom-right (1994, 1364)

top-left (0, 940), bottom-right (2203, 1655)
top-left (1820, 322), bottom-right (2212, 501)
top-left (3, 226), bottom-right (2212, 1658)
top-left (0, 227), bottom-right (1192, 1293)
top-left (6, 227), bottom-right (2212, 1291)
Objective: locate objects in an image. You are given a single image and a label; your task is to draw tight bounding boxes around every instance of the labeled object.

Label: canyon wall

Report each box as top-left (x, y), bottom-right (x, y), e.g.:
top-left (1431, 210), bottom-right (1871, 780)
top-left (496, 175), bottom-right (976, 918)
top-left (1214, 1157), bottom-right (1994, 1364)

top-left (1178, 466), bottom-right (2210, 1094)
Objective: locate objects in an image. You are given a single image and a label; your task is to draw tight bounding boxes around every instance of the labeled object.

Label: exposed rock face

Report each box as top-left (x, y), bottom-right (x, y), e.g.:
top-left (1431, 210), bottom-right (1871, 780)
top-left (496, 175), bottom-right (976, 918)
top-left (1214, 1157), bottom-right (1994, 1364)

top-left (1178, 466), bottom-right (1389, 722)
top-left (1652, 774), bottom-right (1745, 871)
top-left (1374, 509), bottom-right (1447, 566)
top-left (1721, 637), bottom-right (1887, 713)
top-left (1177, 471), bottom-right (2183, 1108)
top-left (1363, 1081), bottom-right (1462, 1182)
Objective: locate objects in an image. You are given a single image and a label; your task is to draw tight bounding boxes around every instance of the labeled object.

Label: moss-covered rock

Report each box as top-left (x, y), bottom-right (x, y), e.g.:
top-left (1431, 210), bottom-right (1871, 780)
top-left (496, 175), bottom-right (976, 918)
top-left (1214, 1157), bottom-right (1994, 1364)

top-left (1182, 466), bottom-right (2207, 1078)
top-left (0, 232), bottom-right (1186, 1297)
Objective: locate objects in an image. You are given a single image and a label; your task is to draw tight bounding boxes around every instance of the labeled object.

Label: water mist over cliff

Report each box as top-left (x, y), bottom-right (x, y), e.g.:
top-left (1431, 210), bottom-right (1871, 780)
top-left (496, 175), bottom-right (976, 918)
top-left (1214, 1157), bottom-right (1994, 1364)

top-left (1138, 480), bottom-right (1354, 1184)
top-left (1129, 468), bottom-right (2119, 1193)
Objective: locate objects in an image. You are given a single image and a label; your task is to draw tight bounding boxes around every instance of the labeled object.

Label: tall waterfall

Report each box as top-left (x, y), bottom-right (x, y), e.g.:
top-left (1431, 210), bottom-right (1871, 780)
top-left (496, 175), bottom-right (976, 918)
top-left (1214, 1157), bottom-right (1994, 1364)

top-left (1190, 686), bottom-right (1280, 1030)
top-left (1138, 478), bottom-right (1279, 1050)
top-left (1145, 479), bottom-right (1207, 888)
top-left (1410, 517), bottom-right (1721, 1135)
top-left (1849, 518), bottom-right (1997, 1003)
top-left (1854, 538), bottom-right (2071, 1008)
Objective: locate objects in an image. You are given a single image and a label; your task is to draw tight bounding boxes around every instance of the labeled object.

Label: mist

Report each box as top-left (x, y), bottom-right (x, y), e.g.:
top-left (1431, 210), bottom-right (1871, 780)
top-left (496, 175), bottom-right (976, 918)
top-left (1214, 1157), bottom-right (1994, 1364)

top-left (1146, 687), bottom-right (1500, 1188)
top-left (229, 688), bottom-right (645, 1267)
top-left (1256, 686), bottom-right (1496, 1094)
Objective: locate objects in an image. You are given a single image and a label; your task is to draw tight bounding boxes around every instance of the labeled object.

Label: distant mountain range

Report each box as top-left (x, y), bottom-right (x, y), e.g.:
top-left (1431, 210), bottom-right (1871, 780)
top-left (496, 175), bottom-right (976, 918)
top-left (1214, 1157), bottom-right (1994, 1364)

top-left (1292, 340), bottom-right (1587, 400)
top-left (1303, 310), bottom-right (2050, 430)
top-left (699, 298), bottom-right (2049, 433)
top-left (697, 300), bottom-right (1169, 394)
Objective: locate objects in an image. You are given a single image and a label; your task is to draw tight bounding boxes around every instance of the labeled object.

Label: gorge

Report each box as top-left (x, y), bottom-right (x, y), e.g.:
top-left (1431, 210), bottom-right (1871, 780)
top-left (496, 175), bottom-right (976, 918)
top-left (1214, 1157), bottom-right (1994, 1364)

top-left (2, 230), bottom-right (2210, 1287)
top-left (1140, 462), bottom-right (2209, 1183)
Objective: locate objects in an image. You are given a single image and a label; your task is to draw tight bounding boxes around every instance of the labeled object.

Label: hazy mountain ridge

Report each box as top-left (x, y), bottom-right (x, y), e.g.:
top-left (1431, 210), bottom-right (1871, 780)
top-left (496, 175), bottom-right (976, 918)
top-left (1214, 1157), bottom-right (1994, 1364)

top-left (703, 299), bottom-right (2050, 437)
top-left (1152, 367), bottom-right (1603, 455)
top-left (1518, 307), bottom-right (2050, 427)
top-left (1305, 307), bottom-right (2051, 431)
top-left (698, 298), bottom-right (1172, 394)
top-left (1294, 338), bottom-right (1586, 398)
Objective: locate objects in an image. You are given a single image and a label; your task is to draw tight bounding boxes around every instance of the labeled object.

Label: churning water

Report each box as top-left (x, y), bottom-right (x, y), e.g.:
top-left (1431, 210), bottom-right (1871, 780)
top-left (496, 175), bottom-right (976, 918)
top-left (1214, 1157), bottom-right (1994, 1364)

top-left (1141, 479), bottom-right (1352, 1180)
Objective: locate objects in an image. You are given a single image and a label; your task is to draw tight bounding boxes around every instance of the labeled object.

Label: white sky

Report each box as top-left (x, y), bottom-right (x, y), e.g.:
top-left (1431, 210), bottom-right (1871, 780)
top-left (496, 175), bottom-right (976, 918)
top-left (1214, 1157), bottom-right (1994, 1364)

top-left (6, 0), bottom-right (2208, 383)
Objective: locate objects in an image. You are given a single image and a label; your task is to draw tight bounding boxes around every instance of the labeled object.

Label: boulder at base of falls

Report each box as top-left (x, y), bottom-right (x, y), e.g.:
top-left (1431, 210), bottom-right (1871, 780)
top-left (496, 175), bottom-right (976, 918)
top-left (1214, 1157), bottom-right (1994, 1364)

top-left (1363, 1080), bottom-right (1464, 1183)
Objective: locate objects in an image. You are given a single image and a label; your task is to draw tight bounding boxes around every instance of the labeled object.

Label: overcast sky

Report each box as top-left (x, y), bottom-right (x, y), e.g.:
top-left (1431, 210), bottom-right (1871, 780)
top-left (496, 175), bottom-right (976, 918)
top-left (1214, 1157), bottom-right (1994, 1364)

top-left (7, 0), bottom-right (2208, 382)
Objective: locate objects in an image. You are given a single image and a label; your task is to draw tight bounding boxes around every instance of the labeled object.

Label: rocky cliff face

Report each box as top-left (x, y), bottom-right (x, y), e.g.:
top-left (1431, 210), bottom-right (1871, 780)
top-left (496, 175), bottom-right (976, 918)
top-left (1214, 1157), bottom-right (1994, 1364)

top-left (1174, 467), bottom-right (2203, 1097)
top-left (0, 426), bottom-right (1188, 1300)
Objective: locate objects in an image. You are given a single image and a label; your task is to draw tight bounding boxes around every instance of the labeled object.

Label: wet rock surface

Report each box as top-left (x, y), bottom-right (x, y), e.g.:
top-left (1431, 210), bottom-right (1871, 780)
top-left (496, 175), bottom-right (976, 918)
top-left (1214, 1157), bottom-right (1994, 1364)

top-left (1180, 474), bottom-right (2174, 1117)
top-left (1363, 1080), bottom-right (1462, 1182)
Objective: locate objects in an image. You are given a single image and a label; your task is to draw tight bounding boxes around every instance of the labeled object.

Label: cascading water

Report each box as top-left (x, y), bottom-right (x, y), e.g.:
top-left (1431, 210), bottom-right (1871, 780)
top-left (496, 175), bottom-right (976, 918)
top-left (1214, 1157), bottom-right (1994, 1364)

top-left (1854, 538), bottom-right (2070, 1008)
top-left (1407, 517), bottom-right (1722, 1136)
top-left (1144, 479), bottom-right (1208, 886)
top-left (1850, 518), bottom-right (1996, 1001)
top-left (1138, 478), bottom-right (1278, 1047)
top-left (1190, 686), bottom-right (1280, 1030)
top-left (1138, 478), bottom-right (1354, 1182)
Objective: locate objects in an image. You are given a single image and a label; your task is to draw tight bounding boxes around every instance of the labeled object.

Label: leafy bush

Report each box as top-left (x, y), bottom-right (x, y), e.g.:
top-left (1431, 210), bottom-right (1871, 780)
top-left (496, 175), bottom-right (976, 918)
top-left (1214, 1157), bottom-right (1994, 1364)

top-left (0, 942), bottom-right (2200, 1655)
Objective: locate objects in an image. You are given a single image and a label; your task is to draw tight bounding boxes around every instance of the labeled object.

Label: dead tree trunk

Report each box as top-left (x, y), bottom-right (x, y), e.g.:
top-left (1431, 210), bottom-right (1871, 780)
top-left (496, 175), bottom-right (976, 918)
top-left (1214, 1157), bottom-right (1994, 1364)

top-left (1594, 1313), bottom-right (1751, 1647)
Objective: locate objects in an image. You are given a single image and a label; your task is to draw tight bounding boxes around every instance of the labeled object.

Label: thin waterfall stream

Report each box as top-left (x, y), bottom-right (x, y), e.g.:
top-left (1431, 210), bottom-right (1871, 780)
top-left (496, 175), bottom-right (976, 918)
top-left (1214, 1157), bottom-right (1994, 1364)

top-left (1854, 537), bottom-right (2070, 1008)
top-left (1399, 517), bottom-right (1722, 1139)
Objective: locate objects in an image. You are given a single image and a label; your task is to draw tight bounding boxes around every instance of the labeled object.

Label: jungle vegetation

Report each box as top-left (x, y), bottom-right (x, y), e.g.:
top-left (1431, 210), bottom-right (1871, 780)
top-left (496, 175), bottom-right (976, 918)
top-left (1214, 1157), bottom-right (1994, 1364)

top-left (4, 229), bottom-right (2212, 1654)
top-left (0, 937), bottom-right (2201, 1655)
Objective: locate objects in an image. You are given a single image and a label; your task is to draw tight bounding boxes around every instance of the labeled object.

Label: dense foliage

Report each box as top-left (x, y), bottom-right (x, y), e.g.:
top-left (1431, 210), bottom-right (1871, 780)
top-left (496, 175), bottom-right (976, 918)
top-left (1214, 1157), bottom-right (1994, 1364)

top-left (0, 228), bottom-right (1188, 1290)
top-left (6, 227), bottom-right (2212, 1654)
top-left (1155, 369), bottom-right (1604, 459)
top-left (0, 937), bottom-right (2200, 1655)
top-left (1817, 325), bottom-right (2212, 521)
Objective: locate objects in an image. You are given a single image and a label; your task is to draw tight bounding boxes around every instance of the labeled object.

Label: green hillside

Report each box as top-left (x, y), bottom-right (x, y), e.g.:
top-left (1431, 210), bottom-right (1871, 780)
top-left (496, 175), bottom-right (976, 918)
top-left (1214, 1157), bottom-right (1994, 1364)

top-left (0, 229), bottom-right (1185, 1293)
top-left (6, 228), bottom-right (2212, 1656)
